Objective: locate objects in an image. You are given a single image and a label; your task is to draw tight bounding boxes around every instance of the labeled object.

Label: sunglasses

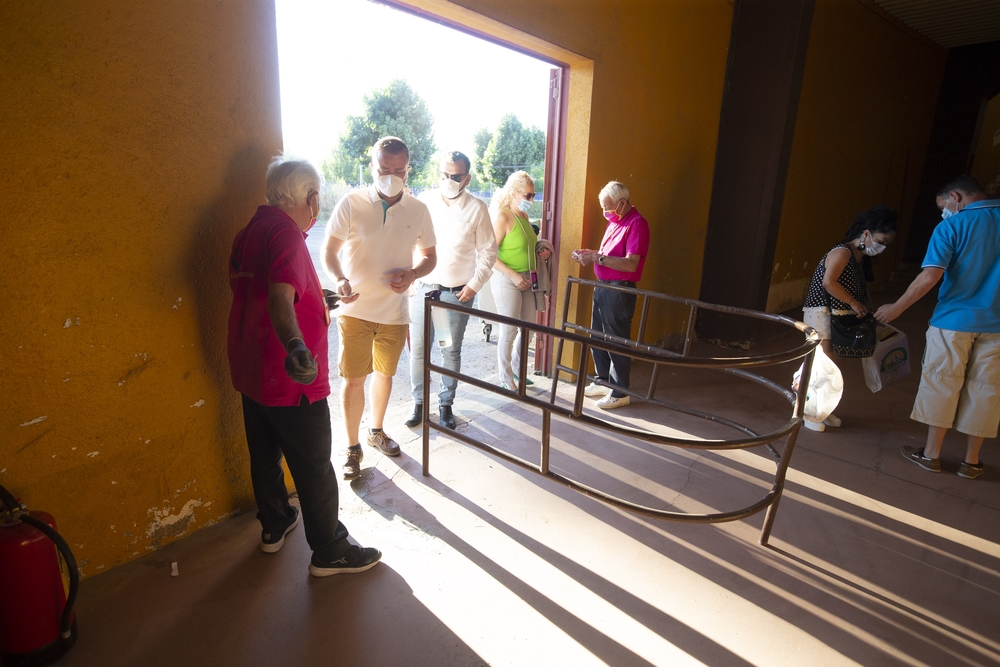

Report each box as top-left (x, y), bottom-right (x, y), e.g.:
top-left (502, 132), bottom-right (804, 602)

top-left (523, 192), bottom-right (536, 201)
top-left (442, 173), bottom-right (468, 183)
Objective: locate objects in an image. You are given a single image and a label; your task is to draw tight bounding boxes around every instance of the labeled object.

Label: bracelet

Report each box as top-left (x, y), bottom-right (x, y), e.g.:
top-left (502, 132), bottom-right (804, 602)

top-left (336, 276), bottom-right (348, 282)
top-left (285, 337), bottom-right (304, 353)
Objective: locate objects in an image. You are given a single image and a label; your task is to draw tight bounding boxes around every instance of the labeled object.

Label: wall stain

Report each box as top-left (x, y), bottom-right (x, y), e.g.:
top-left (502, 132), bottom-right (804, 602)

top-left (116, 358), bottom-right (154, 387)
top-left (17, 427), bottom-right (55, 453)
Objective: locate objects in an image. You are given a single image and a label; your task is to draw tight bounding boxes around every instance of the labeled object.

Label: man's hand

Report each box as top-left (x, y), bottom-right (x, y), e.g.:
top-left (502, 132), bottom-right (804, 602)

top-left (874, 303), bottom-right (903, 324)
top-left (388, 268), bottom-right (416, 294)
top-left (284, 339), bottom-right (318, 385)
top-left (456, 286), bottom-right (477, 303)
top-left (335, 277), bottom-right (360, 304)
top-left (571, 249), bottom-right (597, 266)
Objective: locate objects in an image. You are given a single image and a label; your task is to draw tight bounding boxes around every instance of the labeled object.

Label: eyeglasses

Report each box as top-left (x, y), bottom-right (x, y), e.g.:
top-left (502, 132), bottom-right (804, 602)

top-left (523, 192), bottom-right (536, 201)
top-left (442, 173), bottom-right (468, 183)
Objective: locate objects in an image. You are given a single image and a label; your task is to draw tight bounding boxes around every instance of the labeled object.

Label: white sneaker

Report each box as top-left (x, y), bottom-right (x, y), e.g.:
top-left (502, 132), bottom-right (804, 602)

top-left (584, 382), bottom-right (610, 397)
top-left (803, 419), bottom-right (825, 432)
top-left (823, 413), bottom-right (842, 427)
top-left (596, 394), bottom-right (630, 410)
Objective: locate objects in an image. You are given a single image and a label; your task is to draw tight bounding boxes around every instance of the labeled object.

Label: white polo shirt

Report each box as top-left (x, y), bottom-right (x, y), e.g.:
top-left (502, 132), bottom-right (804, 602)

top-left (417, 188), bottom-right (497, 293)
top-left (326, 186), bottom-right (436, 325)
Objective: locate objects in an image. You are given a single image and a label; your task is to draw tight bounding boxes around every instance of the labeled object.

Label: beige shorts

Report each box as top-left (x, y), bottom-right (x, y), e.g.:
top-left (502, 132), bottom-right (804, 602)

top-left (911, 326), bottom-right (1000, 438)
top-left (337, 316), bottom-right (408, 379)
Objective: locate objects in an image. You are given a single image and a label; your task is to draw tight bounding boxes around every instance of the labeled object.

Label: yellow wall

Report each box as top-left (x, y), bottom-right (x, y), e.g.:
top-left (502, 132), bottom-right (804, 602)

top-left (0, 2), bottom-right (281, 575)
top-left (971, 93), bottom-right (1000, 197)
top-left (766, 0), bottom-right (947, 313)
top-left (453, 0), bottom-right (735, 343)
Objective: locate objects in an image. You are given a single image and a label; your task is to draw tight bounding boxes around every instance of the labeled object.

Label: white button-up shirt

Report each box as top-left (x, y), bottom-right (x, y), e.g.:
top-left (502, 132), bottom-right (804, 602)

top-left (417, 188), bottom-right (497, 293)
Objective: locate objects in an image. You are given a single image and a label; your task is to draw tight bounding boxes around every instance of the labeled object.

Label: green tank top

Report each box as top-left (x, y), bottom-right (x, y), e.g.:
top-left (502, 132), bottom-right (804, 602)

top-left (496, 208), bottom-right (537, 273)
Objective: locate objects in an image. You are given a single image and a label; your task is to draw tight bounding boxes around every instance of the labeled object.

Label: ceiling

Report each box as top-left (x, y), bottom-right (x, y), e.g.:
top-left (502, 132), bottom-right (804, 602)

top-left (874, 0), bottom-right (1000, 48)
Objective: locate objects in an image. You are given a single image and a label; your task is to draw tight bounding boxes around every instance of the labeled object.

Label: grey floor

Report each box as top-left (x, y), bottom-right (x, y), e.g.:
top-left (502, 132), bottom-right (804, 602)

top-left (60, 284), bottom-right (1000, 667)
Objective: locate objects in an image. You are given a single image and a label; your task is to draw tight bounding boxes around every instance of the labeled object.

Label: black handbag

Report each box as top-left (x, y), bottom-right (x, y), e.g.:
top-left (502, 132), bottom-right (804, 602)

top-left (830, 313), bottom-right (878, 358)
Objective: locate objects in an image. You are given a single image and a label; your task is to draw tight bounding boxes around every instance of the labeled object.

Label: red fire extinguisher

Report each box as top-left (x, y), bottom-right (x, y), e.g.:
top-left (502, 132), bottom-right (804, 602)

top-left (0, 484), bottom-right (79, 667)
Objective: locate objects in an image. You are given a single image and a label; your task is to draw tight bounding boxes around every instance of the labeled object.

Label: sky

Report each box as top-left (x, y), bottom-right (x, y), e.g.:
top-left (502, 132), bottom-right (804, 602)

top-left (275, 0), bottom-right (555, 167)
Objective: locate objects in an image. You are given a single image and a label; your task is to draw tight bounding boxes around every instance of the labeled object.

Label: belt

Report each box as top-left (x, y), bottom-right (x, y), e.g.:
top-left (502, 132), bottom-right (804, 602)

top-left (423, 283), bottom-right (465, 293)
top-left (598, 280), bottom-right (636, 288)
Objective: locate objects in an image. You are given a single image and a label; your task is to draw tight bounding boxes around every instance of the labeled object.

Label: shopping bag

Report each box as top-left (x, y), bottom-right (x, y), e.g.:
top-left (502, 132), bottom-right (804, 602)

top-left (862, 325), bottom-right (910, 392)
top-left (792, 347), bottom-right (844, 423)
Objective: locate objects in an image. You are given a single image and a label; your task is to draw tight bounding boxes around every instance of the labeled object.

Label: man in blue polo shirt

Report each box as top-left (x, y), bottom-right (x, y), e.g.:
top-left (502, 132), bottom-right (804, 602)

top-left (876, 176), bottom-right (1000, 480)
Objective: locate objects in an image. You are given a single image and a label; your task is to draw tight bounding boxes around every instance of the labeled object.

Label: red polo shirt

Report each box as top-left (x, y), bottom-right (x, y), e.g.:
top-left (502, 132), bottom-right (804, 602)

top-left (227, 205), bottom-right (330, 406)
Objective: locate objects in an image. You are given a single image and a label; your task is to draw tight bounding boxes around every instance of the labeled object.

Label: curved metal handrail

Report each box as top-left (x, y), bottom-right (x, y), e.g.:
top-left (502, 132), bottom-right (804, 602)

top-left (420, 280), bottom-right (819, 546)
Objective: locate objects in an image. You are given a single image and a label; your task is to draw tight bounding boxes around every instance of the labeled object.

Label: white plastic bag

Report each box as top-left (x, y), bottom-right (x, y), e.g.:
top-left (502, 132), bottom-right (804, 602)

top-left (792, 347), bottom-right (844, 423)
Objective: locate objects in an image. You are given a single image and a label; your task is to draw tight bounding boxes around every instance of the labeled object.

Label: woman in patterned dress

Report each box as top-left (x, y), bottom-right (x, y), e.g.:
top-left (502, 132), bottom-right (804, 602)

top-left (802, 206), bottom-right (898, 430)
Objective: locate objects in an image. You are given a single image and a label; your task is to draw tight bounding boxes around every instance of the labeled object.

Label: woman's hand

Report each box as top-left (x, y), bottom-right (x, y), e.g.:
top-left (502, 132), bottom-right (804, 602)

top-left (514, 273), bottom-right (531, 290)
top-left (539, 247), bottom-right (552, 261)
top-left (851, 301), bottom-right (869, 318)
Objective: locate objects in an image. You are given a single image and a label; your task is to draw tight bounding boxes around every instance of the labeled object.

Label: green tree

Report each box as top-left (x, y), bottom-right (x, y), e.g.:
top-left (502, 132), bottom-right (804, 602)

top-left (480, 114), bottom-right (546, 188)
top-left (323, 80), bottom-right (436, 185)
top-left (471, 127), bottom-right (493, 184)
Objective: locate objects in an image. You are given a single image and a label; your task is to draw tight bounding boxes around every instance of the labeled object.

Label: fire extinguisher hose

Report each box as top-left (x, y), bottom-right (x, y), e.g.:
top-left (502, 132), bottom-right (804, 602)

top-left (0, 484), bottom-right (80, 641)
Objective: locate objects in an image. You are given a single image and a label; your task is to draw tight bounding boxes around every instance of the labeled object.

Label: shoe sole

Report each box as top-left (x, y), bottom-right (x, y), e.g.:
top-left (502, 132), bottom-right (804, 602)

top-left (367, 442), bottom-right (401, 457)
top-left (957, 468), bottom-right (984, 479)
top-left (260, 512), bottom-right (300, 553)
top-left (308, 557), bottom-right (382, 577)
top-left (597, 399), bottom-right (630, 410)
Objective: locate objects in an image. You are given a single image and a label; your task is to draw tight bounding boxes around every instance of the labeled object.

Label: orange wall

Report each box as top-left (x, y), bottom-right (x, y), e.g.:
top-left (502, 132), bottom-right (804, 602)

top-left (0, 2), bottom-right (281, 575)
top-left (766, 0), bottom-right (947, 313)
top-left (454, 0), bottom-right (735, 343)
top-left (971, 93), bottom-right (1000, 197)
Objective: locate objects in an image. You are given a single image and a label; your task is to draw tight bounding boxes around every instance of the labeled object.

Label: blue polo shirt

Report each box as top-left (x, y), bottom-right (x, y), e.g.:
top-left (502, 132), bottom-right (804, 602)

top-left (922, 199), bottom-right (1000, 333)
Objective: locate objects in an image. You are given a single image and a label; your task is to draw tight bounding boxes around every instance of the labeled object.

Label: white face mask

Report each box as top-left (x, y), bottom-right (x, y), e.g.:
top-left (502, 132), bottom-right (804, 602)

top-left (517, 199), bottom-right (532, 214)
top-left (440, 177), bottom-right (463, 199)
top-left (941, 206), bottom-right (954, 220)
top-left (374, 173), bottom-right (404, 198)
top-left (863, 241), bottom-right (886, 256)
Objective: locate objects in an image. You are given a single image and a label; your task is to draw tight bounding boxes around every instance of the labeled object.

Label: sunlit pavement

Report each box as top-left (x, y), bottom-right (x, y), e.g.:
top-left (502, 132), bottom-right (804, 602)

top-left (62, 278), bottom-right (1000, 667)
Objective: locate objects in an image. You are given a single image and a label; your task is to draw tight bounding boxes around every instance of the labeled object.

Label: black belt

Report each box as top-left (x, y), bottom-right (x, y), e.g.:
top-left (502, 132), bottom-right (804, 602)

top-left (598, 280), bottom-right (636, 288)
top-left (423, 283), bottom-right (465, 293)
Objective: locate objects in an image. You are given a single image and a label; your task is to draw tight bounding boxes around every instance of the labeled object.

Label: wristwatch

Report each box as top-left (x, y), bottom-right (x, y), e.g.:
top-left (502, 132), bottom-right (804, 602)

top-left (598, 254), bottom-right (605, 265)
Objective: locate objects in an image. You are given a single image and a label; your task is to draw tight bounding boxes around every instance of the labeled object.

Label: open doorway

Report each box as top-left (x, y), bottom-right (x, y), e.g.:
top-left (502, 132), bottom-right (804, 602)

top-left (275, 0), bottom-right (569, 376)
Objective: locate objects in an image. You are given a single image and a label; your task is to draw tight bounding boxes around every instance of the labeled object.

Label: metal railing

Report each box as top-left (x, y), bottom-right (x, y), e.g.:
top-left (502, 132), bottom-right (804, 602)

top-left (420, 279), bottom-right (819, 545)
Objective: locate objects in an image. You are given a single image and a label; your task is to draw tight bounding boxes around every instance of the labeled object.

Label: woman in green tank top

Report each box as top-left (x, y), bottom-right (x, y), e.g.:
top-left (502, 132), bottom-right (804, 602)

top-left (490, 171), bottom-right (551, 389)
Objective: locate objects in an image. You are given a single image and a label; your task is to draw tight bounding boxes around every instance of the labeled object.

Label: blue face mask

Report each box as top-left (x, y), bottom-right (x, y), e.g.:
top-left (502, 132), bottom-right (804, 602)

top-left (517, 199), bottom-right (532, 214)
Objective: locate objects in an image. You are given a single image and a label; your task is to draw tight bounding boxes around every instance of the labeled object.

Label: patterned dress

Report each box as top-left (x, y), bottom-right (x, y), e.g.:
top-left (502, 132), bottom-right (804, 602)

top-left (804, 243), bottom-right (869, 316)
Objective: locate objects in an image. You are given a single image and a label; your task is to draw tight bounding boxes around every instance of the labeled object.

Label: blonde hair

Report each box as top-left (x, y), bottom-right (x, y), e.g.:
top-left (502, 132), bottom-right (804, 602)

top-left (492, 170), bottom-right (535, 213)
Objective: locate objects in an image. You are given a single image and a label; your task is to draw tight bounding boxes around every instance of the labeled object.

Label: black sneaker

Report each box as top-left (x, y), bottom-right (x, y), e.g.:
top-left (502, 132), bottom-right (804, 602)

top-left (260, 507), bottom-right (299, 553)
top-left (308, 545), bottom-right (382, 577)
top-left (901, 446), bottom-right (941, 473)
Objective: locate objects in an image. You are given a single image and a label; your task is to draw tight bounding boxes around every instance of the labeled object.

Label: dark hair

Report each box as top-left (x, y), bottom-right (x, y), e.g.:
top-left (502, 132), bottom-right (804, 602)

top-left (841, 205), bottom-right (897, 244)
top-left (371, 136), bottom-right (409, 160)
top-left (936, 175), bottom-right (985, 198)
top-left (446, 151), bottom-right (471, 174)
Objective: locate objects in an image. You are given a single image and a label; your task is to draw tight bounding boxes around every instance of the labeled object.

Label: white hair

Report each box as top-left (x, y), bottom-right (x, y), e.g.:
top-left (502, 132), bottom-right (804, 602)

top-left (265, 156), bottom-right (321, 208)
top-left (599, 181), bottom-right (630, 205)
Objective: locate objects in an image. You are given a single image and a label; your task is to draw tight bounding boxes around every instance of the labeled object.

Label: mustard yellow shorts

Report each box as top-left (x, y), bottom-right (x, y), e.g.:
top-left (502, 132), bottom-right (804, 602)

top-left (337, 316), bottom-right (408, 379)
top-left (911, 326), bottom-right (1000, 438)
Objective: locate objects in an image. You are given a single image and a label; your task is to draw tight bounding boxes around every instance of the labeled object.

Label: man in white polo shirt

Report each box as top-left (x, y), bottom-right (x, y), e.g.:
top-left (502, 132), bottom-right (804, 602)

top-left (405, 151), bottom-right (497, 430)
top-left (323, 136), bottom-right (437, 480)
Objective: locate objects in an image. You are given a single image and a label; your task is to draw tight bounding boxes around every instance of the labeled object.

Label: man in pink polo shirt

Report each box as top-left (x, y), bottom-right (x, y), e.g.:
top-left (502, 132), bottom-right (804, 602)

top-left (228, 156), bottom-right (380, 576)
top-left (571, 180), bottom-right (650, 409)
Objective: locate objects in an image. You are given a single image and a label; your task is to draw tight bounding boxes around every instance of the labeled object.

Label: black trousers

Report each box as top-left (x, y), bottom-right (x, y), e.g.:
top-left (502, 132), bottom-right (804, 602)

top-left (591, 287), bottom-right (637, 397)
top-left (241, 394), bottom-right (349, 560)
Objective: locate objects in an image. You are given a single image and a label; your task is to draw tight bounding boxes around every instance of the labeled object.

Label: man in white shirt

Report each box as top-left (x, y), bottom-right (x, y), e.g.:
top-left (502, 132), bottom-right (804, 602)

top-left (405, 151), bottom-right (497, 429)
top-left (323, 137), bottom-right (437, 480)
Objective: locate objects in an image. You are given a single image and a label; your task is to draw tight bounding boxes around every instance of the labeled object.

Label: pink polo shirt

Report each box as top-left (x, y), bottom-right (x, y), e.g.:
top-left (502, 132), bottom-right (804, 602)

top-left (227, 206), bottom-right (330, 406)
top-left (594, 206), bottom-right (650, 283)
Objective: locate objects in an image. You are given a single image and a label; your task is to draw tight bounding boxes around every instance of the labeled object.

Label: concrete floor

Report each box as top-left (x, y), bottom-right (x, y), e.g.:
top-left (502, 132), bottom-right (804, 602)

top-left (59, 288), bottom-right (1000, 667)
